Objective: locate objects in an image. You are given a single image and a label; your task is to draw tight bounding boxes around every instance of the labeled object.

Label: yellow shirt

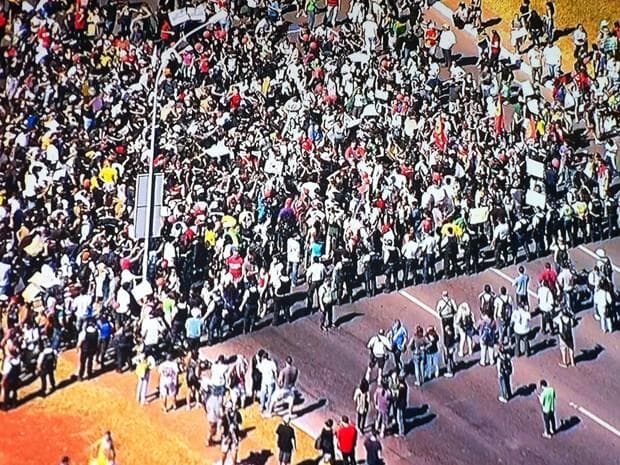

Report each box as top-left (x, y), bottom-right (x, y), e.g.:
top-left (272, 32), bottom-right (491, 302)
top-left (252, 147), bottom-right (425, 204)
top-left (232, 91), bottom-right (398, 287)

top-left (99, 166), bottom-right (118, 184)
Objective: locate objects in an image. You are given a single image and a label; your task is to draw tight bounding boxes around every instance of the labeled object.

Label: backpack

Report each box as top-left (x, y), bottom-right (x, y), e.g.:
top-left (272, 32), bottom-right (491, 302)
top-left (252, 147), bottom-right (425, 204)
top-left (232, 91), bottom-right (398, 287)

top-left (481, 294), bottom-right (494, 317)
top-left (500, 356), bottom-right (512, 375)
top-left (41, 351), bottom-right (56, 372)
top-left (499, 297), bottom-right (513, 322)
top-left (481, 322), bottom-right (494, 346)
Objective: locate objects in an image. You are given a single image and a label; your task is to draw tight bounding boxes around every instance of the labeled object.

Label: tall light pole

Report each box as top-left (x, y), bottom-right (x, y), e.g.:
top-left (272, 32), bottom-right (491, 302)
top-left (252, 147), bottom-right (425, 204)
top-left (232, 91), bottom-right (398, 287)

top-left (141, 20), bottom-right (211, 281)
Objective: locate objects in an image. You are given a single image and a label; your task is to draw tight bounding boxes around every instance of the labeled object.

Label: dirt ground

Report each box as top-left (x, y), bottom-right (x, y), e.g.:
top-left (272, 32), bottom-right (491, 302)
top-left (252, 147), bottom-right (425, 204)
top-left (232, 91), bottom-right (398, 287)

top-left (0, 355), bottom-right (317, 465)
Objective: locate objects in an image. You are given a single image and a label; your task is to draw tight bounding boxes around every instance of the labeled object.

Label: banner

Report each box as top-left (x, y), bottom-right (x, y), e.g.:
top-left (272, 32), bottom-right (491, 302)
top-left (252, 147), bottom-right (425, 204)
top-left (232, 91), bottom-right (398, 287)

top-left (526, 157), bottom-right (545, 178)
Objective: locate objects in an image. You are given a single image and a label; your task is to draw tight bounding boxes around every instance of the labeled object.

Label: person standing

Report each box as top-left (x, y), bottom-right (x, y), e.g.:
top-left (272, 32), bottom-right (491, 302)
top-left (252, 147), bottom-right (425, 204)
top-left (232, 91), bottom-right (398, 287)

top-left (555, 310), bottom-right (575, 367)
top-left (442, 323), bottom-right (456, 378)
top-left (158, 353), bottom-right (179, 413)
top-left (513, 266), bottom-right (530, 310)
top-left (135, 354), bottom-right (152, 406)
top-left (537, 280), bottom-right (556, 334)
top-left (511, 305), bottom-right (531, 357)
top-left (258, 352), bottom-right (278, 414)
top-left (539, 380), bottom-right (557, 438)
top-left (364, 429), bottom-right (384, 465)
top-left (286, 234), bottom-right (301, 287)
top-left (306, 257), bottom-right (326, 313)
top-left (318, 280), bottom-right (335, 332)
top-left (36, 342), bottom-right (57, 396)
top-left (409, 325), bottom-right (427, 386)
top-left (424, 326), bottom-right (440, 381)
top-left (388, 319), bottom-right (408, 370)
top-left (240, 278), bottom-right (260, 334)
top-left (365, 329), bottom-right (391, 382)
top-left (439, 24), bottom-right (457, 67)
top-left (394, 375), bottom-right (408, 436)
top-left (593, 279), bottom-right (613, 333)
top-left (268, 356), bottom-right (298, 417)
top-left (496, 346), bottom-right (513, 403)
top-left (454, 302), bottom-right (475, 358)
top-left (185, 308), bottom-right (203, 352)
top-left (373, 381), bottom-right (392, 438)
top-left (478, 314), bottom-right (497, 366)
top-left (336, 415), bottom-right (358, 465)
top-left (276, 416), bottom-right (296, 465)
top-left (316, 419), bottom-right (336, 465)
top-left (353, 378), bottom-right (370, 432)
top-left (77, 318), bottom-right (99, 380)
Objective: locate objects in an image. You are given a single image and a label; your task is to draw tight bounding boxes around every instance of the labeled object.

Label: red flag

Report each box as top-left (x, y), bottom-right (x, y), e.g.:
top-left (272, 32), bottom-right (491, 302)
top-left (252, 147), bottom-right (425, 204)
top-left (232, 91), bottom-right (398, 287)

top-left (433, 117), bottom-right (448, 151)
top-left (494, 96), bottom-right (504, 134)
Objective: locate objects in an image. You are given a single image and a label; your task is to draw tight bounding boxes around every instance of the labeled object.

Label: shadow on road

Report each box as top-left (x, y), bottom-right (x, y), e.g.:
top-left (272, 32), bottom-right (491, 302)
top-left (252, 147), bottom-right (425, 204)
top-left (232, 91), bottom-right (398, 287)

top-left (335, 312), bottom-right (364, 328)
top-left (240, 449), bottom-right (273, 465)
top-left (514, 383), bottom-right (537, 398)
top-left (557, 416), bottom-right (581, 434)
top-left (575, 344), bottom-right (604, 364)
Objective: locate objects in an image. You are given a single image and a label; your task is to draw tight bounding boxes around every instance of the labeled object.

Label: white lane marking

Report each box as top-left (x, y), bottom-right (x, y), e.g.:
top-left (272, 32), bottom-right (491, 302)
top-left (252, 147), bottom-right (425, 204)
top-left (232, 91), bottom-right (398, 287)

top-left (489, 267), bottom-right (538, 298)
top-left (577, 245), bottom-right (620, 273)
top-left (569, 402), bottom-right (620, 438)
top-left (398, 290), bottom-right (439, 319)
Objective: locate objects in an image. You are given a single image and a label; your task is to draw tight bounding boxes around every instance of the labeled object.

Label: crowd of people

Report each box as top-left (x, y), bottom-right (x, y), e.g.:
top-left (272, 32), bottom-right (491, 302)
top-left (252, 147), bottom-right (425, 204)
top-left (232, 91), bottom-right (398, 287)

top-left (0, 0), bottom-right (619, 462)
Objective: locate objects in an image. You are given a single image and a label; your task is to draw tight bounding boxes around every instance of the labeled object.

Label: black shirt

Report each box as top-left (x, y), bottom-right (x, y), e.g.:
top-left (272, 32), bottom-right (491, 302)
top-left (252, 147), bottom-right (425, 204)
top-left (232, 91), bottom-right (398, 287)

top-left (276, 423), bottom-right (295, 453)
top-left (364, 436), bottom-right (383, 465)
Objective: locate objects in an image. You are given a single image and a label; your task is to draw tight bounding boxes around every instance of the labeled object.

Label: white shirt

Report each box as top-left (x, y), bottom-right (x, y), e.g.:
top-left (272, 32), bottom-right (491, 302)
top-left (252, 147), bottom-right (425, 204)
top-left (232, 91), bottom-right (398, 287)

top-left (210, 362), bottom-right (228, 387)
top-left (362, 20), bottom-right (378, 38)
top-left (511, 308), bottom-right (531, 335)
top-left (73, 294), bottom-right (93, 320)
top-left (306, 262), bottom-right (326, 283)
top-left (286, 237), bottom-right (301, 263)
top-left (116, 287), bottom-right (131, 315)
top-left (258, 358), bottom-right (278, 385)
top-left (537, 287), bottom-right (554, 312)
top-left (367, 334), bottom-right (391, 357)
top-left (141, 317), bottom-right (163, 345)
top-left (543, 45), bottom-right (562, 66)
top-left (439, 30), bottom-right (457, 50)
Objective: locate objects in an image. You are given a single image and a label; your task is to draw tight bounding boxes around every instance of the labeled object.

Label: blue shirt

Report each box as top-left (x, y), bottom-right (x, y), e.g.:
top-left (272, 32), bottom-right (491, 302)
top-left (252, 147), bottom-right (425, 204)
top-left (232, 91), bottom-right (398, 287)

top-left (185, 317), bottom-right (202, 339)
top-left (514, 273), bottom-right (530, 296)
top-left (390, 326), bottom-right (408, 351)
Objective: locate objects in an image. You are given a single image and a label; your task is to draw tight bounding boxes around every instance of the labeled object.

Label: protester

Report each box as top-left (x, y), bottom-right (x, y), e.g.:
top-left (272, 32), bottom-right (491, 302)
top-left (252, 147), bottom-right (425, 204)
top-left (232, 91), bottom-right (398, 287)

top-left (335, 415), bottom-right (358, 465)
top-left (353, 378), bottom-right (371, 433)
top-left (276, 416), bottom-right (296, 465)
top-left (539, 379), bottom-right (557, 438)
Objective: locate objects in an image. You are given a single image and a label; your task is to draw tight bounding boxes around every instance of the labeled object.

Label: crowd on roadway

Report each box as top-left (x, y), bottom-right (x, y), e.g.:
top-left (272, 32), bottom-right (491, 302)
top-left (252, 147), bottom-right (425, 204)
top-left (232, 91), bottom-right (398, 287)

top-left (0, 0), bottom-right (619, 460)
top-left (359, 244), bottom-right (614, 441)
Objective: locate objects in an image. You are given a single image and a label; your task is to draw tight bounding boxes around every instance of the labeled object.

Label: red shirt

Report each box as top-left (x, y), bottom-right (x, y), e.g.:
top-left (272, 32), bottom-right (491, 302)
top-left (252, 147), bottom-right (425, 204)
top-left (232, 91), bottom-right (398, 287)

top-left (336, 424), bottom-right (357, 454)
top-left (227, 254), bottom-right (244, 280)
top-left (539, 268), bottom-right (558, 291)
top-left (230, 94), bottom-right (242, 110)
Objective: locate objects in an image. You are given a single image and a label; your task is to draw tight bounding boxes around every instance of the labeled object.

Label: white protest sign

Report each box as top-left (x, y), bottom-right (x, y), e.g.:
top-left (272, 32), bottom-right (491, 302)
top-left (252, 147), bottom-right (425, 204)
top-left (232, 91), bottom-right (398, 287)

top-left (526, 189), bottom-right (546, 209)
top-left (526, 157), bottom-right (545, 178)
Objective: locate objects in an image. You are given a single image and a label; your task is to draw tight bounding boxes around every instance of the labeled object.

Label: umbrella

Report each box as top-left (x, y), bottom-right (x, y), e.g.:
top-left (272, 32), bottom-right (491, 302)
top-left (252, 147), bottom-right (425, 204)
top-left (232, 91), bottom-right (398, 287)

top-left (222, 215), bottom-right (237, 228)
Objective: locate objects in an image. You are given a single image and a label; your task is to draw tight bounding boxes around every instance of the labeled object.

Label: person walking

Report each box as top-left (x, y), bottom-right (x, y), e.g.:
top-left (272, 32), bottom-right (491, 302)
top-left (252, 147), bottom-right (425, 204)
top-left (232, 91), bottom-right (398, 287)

top-left (276, 416), bottom-right (296, 465)
top-left (511, 305), bottom-right (532, 357)
top-left (220, 401), bottom-right (242, 465)
top-left (593, 279), bottom-right (613, 333)
top-left (258, 352), bottom-right (278, 414)
top-left (496, 345), bottom-right (513, 403)
top-left (336, 415), bottom-right (358, 465)
top-left (36, 342), bottom-right (57, 397)
top-left (442, 323), bottom-right (457, 378)
top-left (268, 356), bottom-right (298, 417)
top-left (424, 326), bottom-right (440, 381)
top-left (373, 381), bottom-right (392, 438)
top-left (539, 380), bottom-right (557, 438)
top-left (306, 257), bottom-right (326, 313)
top-left (478, 314), bottom-right (497, 366)
top-left (316, 419), bottom-right (336, 465)
top-left (353, 378), bottom-right (370, 432)
top-left (555, 310), bottom-right (576, 367)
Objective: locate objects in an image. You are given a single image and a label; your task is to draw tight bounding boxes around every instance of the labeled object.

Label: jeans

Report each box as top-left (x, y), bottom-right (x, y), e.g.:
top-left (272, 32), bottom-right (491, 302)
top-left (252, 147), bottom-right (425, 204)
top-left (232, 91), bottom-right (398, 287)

top-left (514, 332), bottom-right (530, 357)
top-left (136, 374), bottom-right (150, 405)
top-left (396, 406), bottom-right (405, 435)
top-left (480, 344), bottom-right (494, 365)
top-left (425, 352), bottom-right (439, 379)
top-left (498, 374), bottom-right (512, 400)
top-left (411, 353), bottom-right (425, 385)
top-left (259, 382), bottom-right (275, 412)
top-left (422, 254), bottom-right (435, 284)
top-left (288, 261), bottom-right (299, 287)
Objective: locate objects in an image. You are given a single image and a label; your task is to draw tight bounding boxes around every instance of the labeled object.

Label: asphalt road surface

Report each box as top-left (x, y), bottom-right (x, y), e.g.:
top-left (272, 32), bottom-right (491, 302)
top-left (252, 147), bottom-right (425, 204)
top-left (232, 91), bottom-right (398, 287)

top-left (203, 236), bottom-right (620, 465)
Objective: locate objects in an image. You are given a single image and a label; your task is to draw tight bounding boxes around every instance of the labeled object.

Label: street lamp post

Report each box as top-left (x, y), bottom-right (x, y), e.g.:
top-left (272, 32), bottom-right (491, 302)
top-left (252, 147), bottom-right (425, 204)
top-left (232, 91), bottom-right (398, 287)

top-left (141, 21), bottom-right (211, 281)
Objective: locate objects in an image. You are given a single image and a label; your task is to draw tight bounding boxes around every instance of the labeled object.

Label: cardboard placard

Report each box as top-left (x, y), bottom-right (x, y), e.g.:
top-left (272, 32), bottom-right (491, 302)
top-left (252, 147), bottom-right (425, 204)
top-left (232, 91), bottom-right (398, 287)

top-left (526, 189), bottom-right (546, 209)
top-left (469, 207), bottom-right (490, 225)
top-left (526, 157), bottom-right (545, 178)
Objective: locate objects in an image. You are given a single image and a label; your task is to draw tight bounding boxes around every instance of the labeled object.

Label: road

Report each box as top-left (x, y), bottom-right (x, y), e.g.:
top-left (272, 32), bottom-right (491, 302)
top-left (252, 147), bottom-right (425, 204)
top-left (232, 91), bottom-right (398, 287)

top-left (202, 237), bottom-right (620, 465)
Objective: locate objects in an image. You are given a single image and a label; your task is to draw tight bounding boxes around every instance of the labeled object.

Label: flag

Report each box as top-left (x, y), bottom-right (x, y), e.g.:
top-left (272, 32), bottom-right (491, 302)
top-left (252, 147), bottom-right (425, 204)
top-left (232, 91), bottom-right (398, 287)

top-left (494, 96), bottom-right (504, 134)
top-left (433, 117), bottom-right (448, 151)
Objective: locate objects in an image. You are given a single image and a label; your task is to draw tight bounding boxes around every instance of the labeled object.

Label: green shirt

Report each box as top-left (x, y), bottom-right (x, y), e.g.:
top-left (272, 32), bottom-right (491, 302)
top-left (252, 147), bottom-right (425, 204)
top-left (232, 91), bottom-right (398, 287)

top-left (540, 387), bottom-right (556, 414)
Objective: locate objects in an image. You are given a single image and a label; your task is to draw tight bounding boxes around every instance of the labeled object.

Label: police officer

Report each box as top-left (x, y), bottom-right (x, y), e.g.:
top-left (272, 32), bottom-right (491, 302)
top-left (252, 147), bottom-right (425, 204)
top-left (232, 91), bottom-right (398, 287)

top-left (241, 277), bottom-right (261, 334)
top-left (383, 239), bottom-right (400, 293)
top-left (77, 318), bottom-right (100, 380)
top-left (441, 226), bottom-right (458, 278)
top-left (37, 342), bottom-right (58, 396)
top-left (273, 269), bottom-right (291, 325)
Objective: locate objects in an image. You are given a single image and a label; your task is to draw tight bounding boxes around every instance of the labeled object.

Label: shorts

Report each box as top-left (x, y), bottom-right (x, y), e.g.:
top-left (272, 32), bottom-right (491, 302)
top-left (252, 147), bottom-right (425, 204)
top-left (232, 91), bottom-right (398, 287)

top-left (279, 450), bottom-right (292, 463)
top-left (369, 354), bottom-right (386, 369)
top-left (160, 381), bottom-right (178, 398)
